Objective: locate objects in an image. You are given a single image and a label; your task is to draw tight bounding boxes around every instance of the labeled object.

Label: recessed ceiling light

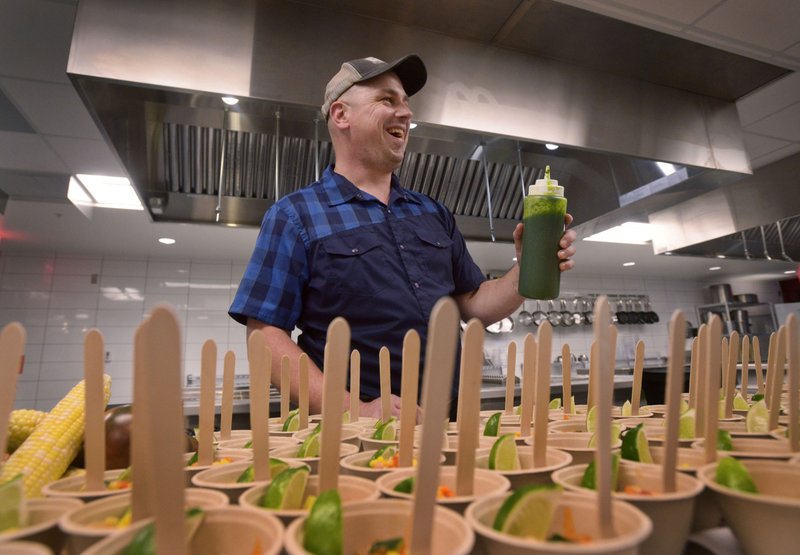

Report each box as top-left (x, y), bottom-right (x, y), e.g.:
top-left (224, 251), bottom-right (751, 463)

top-left (512, 256), bottom-right (518, 262)
top-left (584, 222), bottom-right (652, 245)
top-left (221, 96), bottom-right (239, 105)
top-left (709, 266), bottom-right (721, 271)
top-left (716, 254), bottom-right (726, 259)
top-left (663, 252), bottom-right (673, 256)
top-left (410, 122), bottom-right (418, 129)
top-left (545, 143), bottom-right (559, 150)
top-left (158, 237), bottom-right (176, 245)
top-left (69, 175), bottom-right (143, 211)
top-left (785, 270), bottom-right (796, 274)
top-left (623, 261), bottom-right (636, 267)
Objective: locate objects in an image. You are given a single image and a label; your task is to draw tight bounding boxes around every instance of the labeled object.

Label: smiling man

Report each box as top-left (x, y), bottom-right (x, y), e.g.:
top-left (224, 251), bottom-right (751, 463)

top-left (230, 54), bottom-right (576, 419)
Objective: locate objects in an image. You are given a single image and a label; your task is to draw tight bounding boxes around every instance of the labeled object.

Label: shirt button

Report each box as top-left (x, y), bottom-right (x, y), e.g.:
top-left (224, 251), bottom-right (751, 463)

top-left (352, 248), bottom-right (359, 254)
top-left (436, 241), bottom-right (441, 246)
top-left (387, 209), bottom-right (392, 214)
top-left (399, 244), bottom-right (405, 250)
top-left (413, 282), bottom-right (420, 288)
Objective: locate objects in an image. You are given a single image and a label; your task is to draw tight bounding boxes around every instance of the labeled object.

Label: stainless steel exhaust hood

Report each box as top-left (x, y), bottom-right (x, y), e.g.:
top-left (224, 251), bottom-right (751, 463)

top-left (67, 0), bottom-right (789, 247)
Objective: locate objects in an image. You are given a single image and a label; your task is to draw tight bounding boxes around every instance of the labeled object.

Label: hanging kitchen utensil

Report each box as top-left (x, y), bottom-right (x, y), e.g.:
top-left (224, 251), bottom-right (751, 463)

top-left (583, 297), bottom-right (595, 324)
top-left (643, 299), bottom-right (659, 323)
top-left (632, 298), bottom-right (646, 324)
top-left (615, 299), bottom-right (628, 325)
top-left (532, 300), bottom-right (547, 327)
top-left (518, 301), bottom-right (533, 327)
top-left (547, 300), bottom-right (563, 326)
top-left (571, 298), bottom-right (586, 325)
top-left (560, 299), bottom-right (574, 327)
top-left (776, 219), bottom-right (796, 263)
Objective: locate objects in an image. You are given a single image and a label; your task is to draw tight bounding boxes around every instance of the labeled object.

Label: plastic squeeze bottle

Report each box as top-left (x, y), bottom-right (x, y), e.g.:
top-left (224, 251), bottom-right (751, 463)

top-left (518, 165), bottom-right (567, 299)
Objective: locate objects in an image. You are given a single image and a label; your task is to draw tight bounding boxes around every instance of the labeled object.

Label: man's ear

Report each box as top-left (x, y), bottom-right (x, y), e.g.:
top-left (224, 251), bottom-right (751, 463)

top-left (329, 100), bottom-right (349, 128)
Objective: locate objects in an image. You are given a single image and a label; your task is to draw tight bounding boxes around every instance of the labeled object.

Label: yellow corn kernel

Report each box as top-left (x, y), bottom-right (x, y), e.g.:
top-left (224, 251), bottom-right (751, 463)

top-left (6, 409), bottom-right (47, 453)
top-left (0, 375), bottom-right (112, 498)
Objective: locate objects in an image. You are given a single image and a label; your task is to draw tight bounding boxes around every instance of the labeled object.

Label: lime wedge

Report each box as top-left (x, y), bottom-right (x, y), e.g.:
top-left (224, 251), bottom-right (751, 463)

top-left (620, 424), bottom-right (653, 463)
top-left (393, 476), bottom-right (414, 494)
top-left (746, 400), bottom-right (769, 433)
top-left (297, 431), bottom-right (321, 458)
top-left (514, 405), bottom-right (521, 416)
top-left (580, 453), bottom-right (620, 490)
top-left (303, 489), bottom-right (343, 555)
top-left (488, 433), bottom-right (521, 471)
top-left (679, 398), bottom-right (690, 414)
top-left (483, 412), bottom-right (502, 437)
top-left (367, 445), bottom-right (397, 467)
top-left (261, 466), bottom-right (310, 510)
top-left (621, 400), bottom-right (632, 417)
top-left (372, 417), bottom-right (397, 440)
top-left (237, 457), bottom-right (292, 482)
top-left (717, 429), bottom-right (734, 451)
top-left (716, 457), bottom-right (758, 493)
top-left (282, 409), bottom-right (300, 432)
top-left (549, 398), bottom-right (562, 410)
top-left (585, 405), bottom-right (598, 433)
top-left (492, 484), bottom-right (562, 539)
top-left (0, 474), bottom-right (26, 533)
top-left (341, 410), bottom-right (350, 424)
top-left (679, 409), bottom-right (696, 439)
top-left (733, 392), bottom-right (749, 410)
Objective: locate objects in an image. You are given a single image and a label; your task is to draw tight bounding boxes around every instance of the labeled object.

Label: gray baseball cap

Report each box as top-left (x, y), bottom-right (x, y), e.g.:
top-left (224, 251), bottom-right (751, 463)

top-left (321, 54), bottom-right (427, 120)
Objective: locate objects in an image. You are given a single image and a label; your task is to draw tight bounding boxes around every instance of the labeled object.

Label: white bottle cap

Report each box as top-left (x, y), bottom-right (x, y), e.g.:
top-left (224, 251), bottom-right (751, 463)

top-left (528, 165), bottom-right (564, 196)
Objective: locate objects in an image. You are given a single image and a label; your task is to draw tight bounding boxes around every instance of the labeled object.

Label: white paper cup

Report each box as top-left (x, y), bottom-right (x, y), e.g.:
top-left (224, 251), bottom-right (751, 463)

top-left (375, 466), bottom-right (510, 514)
top-left (339, 449), bottom-right (443, 481)
top-left (189, 459), bottom-right (307, 504)
top-left (697, 459), bottom-right (800, 555)
top-left (690, 437), bottom-right (794, 460)
top-left (213, 430), bottom-right (252, 441)
top-left (57, 487), bottom-right (228, 554)
top-left (183, 451), bottom-right (250, 483)
top-left (285, 498), bottom-right (474, 555)
top-left (293, 424), bottom-right (362, 449)
top-left (466, 490), bottom-right (652, 555)
top-left (238, 474), bottom-right (380, 525)
top-left (0, 497), bottom-right (82, 553)
top-left (475, 447), bottom-right (573, 490)
top-left (82, 506), bottom-right (283, 555)
top-left (534, 433), bottom-right (621, 466)
top-left (41, 470), bottom-right (131, 503)
top-left (269, 443), bottom-right (359, 475)
top-left (718, 420), bottom-right (775, 438)
top-left (610, 408), bottom-right (654, 419)
top-left (216, 436), bottom-right (298, 451)
top-left (0, 541), bottom-right (53, 554)
top-left (414, 434), bottom-right (497, 466)
top-left (552, 462), bottom-right (703, 555)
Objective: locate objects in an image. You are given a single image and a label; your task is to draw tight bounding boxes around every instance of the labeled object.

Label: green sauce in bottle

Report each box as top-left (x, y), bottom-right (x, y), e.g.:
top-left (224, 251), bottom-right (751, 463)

top-left (518, 165), bottom-right (567, 299)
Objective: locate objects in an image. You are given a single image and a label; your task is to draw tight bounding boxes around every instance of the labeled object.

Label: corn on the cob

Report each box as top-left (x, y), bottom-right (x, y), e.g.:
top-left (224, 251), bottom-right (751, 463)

top-left (5, 409), bottom-right (47, 453)
top-left (0, 375), bottom-right (111, 498)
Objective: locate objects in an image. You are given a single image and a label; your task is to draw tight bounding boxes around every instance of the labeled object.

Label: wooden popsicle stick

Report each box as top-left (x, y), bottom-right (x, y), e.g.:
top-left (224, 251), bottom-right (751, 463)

top-left (0, 323), bottom-right (26, 459)
top-left (409, 298), bottom-right (460, 555)
top-left (740, 336), bottom-right (750, 401)
top-left (131, 319), bottom-right (154, 523)
top-left (688, 336), bottom-right (699, 409)
top-left (662, 311), bottom-right (686, 494)
top-left (142, 305), bottom-right (187, 555)
top-left (754, 335), bottom-right (765, 395)
top-left (631, 340), bottom-right (645, 416)
top-left (299, 354), bottom-right (309, 430)
top-left (379, 346), bottom-right (391, 422)
top-left (504, 341), bottom-right (517, 415)
top-left (532, 321), bottom-right (552, 468)
top-left (318, 318), bottom-right (350, 494)
top-left (519, 333), bottom-right (536, 439)
top-left (587, 341), bottom-right (598, 410)
top-left (703, 316), bottom-right (722, 464)
top-left (786, 314), bottom-right (799, 453)
top-left (768, 326), bottom-right (786, 431)
top-left (456, 346), bottom-right (466, 431)
top-left (695, 325), bottom-right (708, 436)
top-left (219, 351), bottom-right (235, 441)
top-left (198, 339), bottom-right (217, 467)
top-left (456, 320), bottom-right (483, 495)
top-left (399, 330), bottom-right (420, 467)
top-left (562, 344), bottom-right (572, 415)
top-left (721, 336), bottom-right (729, 403)
top-left (280, 355), bottom-right (291, 424)
top-left (766, 332), bottom-right (777, 408)
top-left (724, 332), bottom-right (739, 419)
top-left (84, 329), bottom-right (106, 491)
top-left (349, 350), bottom-right (360, 420)
top-left (248, 332), bottom-right (271, 482)
top-left (592, 296), bottom-right (614, 539)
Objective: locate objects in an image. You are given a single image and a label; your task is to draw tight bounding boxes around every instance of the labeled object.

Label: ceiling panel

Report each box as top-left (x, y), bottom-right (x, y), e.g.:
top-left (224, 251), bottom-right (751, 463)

top-left (695, 0), bottom-right (800, 52)
top-left (737, 71), bottom-right (800, 125)
top-left (0, 170), bottom-right (69, 200)
top-left (0, 86), bottom-right (35, 133)
top-left (749, 143), bottom-right (800, 168)
top-left (0, 130), bottom-right (68, 173)
top-left (746, 103), bottom-right (800, 141)
top-left (43, 136), bottom-right (125, 175)
top-left (596, 0), bottom-right (719, 25)
top-left (743, 133), bottom-right (792, 160)
top-left (0, 78), bottom-right (103, 139)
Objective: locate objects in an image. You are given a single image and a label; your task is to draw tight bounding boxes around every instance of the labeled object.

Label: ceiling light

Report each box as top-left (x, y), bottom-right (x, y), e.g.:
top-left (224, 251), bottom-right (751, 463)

top-left (656, 162), bottom-right (676, 176)
top-left (512, 256), bottom-right (517, 262)
top-left (409, 122), bottom-right (418, 129)
top-left (716, 254), bottom-right (726, 259)
top-left (663, 252), bottom-right (673, 256)
top-left (785, 270), bottom-right (796, 274)
top-left (545, 143), bottom-right (559, 151)
top-left (623, 261), bottom-right (636, 267)
top-left (584, 222), bottom-right (653, 245)
top-left (71, 174), bottom-right (143, 210)
top-left (221, 96), bottom-right (239, 105)
top-left (709, 266), bottom-right (721, 271)
top-left (158, 237), bottom-right (176, 245)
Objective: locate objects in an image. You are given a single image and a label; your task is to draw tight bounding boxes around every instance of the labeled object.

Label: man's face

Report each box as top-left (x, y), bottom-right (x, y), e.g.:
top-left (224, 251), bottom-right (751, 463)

top-left (337, 72), bottom-right (413, 172)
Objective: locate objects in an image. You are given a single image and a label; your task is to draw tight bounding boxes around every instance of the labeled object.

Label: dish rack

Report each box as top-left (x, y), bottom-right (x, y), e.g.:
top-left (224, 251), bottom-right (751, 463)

top-left (481, 357), bottom-right (506, 383)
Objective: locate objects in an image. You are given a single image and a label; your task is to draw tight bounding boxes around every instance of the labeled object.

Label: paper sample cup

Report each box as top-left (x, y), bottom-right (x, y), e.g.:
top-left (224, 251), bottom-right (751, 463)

top-left (269, 442), bottom-right (359, 475)
top-left (475, 447), bottom-right (572, 490)
top-left (339, 449), bottom-right (443, 481)
top-left (0, 541), bottom-right (53, 554)
top-left (690, 437), bottom-right (794, 460)
top-left (534, 433), bottom-right (621, 467)
top-left (0, 497), bottom-right (82, 553)
top-left (216, 436), bottom-right (298, 451)
top-left (284, 498), bottom-right (474, 555)
top-left (293, 424), bottom-right (363, 449)
top-left (41, 470), bottom-right (132, 503)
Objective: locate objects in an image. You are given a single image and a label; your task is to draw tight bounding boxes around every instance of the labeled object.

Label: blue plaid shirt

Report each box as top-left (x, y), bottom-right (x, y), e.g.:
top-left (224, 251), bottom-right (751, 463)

top-left (230, 166), bottom-right (485, 401)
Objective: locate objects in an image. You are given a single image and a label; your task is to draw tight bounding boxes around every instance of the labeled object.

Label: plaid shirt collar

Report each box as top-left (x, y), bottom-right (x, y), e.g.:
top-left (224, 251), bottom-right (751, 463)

top-left (324, 165), bottom-right (422, 207)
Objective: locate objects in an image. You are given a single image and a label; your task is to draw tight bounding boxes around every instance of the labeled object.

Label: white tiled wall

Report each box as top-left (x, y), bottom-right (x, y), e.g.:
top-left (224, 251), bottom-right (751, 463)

top-left (484, 273), bottom-right (707, 378)
top-left (1, 253), bottom-right (249, 411)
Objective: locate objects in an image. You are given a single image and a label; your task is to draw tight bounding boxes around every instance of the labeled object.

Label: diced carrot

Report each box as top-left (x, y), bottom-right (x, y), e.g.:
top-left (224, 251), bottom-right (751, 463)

top-left (436, 485), bottom-right (455, 498)
top-left (563, 506), bottom-right (576, 539)
top-left (251, 538), bottom-right (263, 555)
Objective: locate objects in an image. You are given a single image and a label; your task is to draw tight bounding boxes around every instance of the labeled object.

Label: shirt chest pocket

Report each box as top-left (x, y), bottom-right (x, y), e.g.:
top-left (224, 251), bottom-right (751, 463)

top-left (321, 232), bottom-right (389, 296)
top-left (414, 228), bottom-right (454, 282)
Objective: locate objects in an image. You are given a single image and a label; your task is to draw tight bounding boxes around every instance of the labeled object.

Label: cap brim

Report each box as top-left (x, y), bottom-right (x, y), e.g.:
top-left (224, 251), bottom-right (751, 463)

top-left (355, 54), bottom-right (427, 97)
